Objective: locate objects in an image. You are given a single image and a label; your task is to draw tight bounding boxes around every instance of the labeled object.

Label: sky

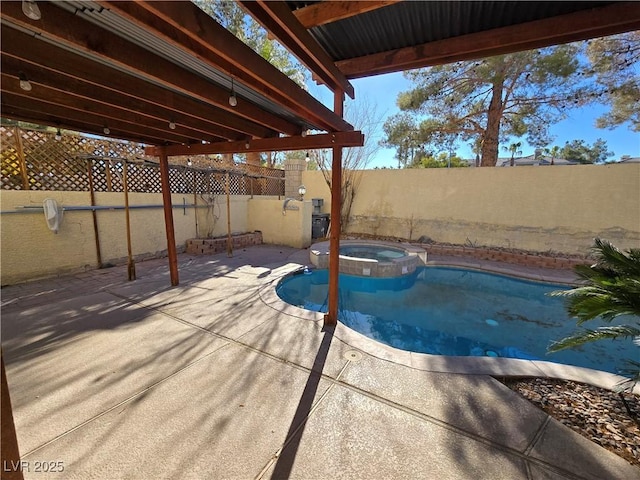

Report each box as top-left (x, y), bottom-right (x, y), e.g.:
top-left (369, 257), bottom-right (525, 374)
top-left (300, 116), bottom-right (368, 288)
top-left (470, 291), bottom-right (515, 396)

top-left (307, 72), bottom-right (639, 169)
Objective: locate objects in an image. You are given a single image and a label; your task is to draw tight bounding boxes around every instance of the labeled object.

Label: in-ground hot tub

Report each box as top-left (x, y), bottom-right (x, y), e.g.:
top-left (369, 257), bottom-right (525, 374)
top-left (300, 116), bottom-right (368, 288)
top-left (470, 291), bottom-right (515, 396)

top-left (309, 240), bottom-right (427, 277)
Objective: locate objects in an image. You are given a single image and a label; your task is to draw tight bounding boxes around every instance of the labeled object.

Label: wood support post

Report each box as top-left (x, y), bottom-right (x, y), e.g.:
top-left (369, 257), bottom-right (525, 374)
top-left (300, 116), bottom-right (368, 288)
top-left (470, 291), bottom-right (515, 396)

top-left (1, 352), bottom-right (24, 480)
top-left (122, 161), bottom-right (136, 281)
top-left (105, 159), bottom-right (113, 191)
top-left (14, 127), bottom-right (29, 190)
top-left (193, 170), bottom-right (199, 237)
top-left (225, 172), bottom-right (233, 257)
top-left (325, 90), bottom-right (345, 326)
top-left (158, 147), bottom-right (179, 286)
top-left (87, 160), bottom-right (103, 268)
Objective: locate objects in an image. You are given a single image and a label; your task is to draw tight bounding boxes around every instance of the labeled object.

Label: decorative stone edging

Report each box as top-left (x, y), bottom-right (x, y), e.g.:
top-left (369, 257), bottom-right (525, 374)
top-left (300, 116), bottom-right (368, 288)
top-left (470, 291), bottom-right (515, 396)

top-left (417, 243), bottom-right (589, 270)
top-left (339, 234), bottom-right (590, 270)
top-left (186, 231), bottom-right (263, 255)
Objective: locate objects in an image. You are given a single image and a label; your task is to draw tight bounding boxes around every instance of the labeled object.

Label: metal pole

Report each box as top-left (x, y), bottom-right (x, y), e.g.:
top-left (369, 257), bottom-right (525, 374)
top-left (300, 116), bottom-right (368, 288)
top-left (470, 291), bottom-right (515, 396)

top-left (1, 204), bottom-right (199, 214)
top-left (225, 172), bottom-right (232, 257)
top-left (87, 159), bottom-right (103, 268)
top-left (122, 161), bottom-right (136, 281)
top-left (325, 90), bottom-right (345, 326)
top-left (159, 147), bottom-right (179, 286)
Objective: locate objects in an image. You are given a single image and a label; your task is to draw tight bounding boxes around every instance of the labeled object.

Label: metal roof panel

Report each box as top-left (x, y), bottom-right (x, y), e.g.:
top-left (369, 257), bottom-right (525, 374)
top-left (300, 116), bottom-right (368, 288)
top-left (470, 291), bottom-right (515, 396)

top-left (301, 1), bottom-right (614, 62)
top-left (60, 1), bottom-right (319, 131)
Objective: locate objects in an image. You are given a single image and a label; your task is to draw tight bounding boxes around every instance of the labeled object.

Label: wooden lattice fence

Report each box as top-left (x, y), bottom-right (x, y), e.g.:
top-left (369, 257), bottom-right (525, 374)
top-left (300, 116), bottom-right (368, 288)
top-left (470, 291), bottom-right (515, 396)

top-left (1, 126), bottom-right (285, 196)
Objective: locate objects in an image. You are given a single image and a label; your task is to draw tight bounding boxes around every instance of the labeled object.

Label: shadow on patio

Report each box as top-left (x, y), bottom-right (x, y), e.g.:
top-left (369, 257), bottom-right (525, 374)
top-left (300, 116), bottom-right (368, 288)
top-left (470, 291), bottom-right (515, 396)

top-left (1, 246), bottom-right (636, 479)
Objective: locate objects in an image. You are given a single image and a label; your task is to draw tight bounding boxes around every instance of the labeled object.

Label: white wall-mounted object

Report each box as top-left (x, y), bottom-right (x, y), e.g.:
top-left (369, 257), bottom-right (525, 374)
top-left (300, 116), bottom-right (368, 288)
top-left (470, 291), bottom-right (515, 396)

top-left (43, 198), bottom-right (63, 234)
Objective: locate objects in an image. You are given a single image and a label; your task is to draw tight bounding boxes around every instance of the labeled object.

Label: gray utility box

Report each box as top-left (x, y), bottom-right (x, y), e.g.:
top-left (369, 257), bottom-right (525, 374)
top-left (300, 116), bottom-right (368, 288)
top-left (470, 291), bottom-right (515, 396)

top-left (311, 198), bottom-right (328, 239)
top-left (312, 198), bottom-right (324, 214)
top-left (312, 213), bottom-right (330, 239)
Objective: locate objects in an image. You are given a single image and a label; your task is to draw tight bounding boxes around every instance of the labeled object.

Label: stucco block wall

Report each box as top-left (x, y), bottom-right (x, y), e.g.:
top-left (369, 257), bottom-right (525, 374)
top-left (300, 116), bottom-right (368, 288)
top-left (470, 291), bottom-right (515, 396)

top-left (302, 164), bottom-right (640, 255)
top-left (0, 191), bottom-right (198, 285)
top-left (92, 192), bottom-right (197, 262)
top-left (3, 164), bottom-right (637, 284)
top-left (1, 191), bottom-right (312, 285)
top-left (194, 194), bottom-right (250, 239)
top-left (248, 197), bottom-right (312, 249)
top-left (1, 191), bottom-right (98, 284)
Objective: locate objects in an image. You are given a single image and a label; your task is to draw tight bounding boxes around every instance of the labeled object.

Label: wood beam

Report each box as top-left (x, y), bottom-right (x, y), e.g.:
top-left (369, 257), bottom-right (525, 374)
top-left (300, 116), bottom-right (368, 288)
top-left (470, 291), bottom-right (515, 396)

top-left (1, 92), bottom-right (187, 145)
top-left (145, 131), bottom-right (364, 157)
top-left (1, 74), bottom-right (218, 145)
top-left (102, 1), bottom-right (353, 133)
top-left (337, 2), bottom-right (640, 78)
top-left (1, 353), bottom-right (23, 480)
top-left (1, 1), bottom-right (299, 135)
top-left (1, 55), bottom-right (230, 144)
top-left (0, 109), bottom-right (163, 146)
top-left (240, 0), bottom-right (355, 99)
top-left (293, 1), bottom-right (400, 28)
top-left (0, 26), bottom-right (271, 140)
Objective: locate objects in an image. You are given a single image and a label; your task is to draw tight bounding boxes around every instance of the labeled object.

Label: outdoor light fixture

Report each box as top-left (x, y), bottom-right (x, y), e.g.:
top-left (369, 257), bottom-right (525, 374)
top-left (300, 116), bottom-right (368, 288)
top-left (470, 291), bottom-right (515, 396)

top-left (228, 78), bottom-right (238, 107)
top-left (18, 72), bottom-right (32, 91)
top-left (169, 120), bottom-right (176, 130)
top-left (103, 126), bottom-right (110, 135)
top-left (22, 0), bottom-right (41, 21)
top-left (305, 152), bottom-right (310, 163)
top-left (55, 128), bottom-right (62, 141)
top-left (298, 184), bottom-right (306, 200)
top-left (187, 158), bottom-right (193, 166)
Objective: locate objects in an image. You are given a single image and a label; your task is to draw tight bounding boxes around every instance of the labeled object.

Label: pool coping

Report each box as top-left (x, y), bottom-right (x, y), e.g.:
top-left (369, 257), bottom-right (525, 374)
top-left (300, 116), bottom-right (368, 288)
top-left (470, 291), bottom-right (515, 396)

top-left (309, 239), bottom-right (427, 277)
top-left (261, 260), bottom-right (639, 395)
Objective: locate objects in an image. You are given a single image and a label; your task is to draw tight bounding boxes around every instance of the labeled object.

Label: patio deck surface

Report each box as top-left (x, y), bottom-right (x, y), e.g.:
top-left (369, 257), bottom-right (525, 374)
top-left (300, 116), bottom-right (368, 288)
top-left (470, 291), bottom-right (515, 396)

top-left (1, 245), bottom-right (637, 480)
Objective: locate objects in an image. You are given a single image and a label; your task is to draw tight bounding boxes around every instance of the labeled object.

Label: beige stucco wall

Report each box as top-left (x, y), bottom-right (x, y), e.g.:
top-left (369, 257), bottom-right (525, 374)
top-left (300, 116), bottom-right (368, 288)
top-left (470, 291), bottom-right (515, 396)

top-left (248, 197), bottom-right (312, 249)
top-left (2, 164), bottom-right (638, 284)
top-left (0, 191), bottom-right (311, 285)
top-left (194, 194), bottom-right (250, 239)
top-left (1, 191), bottom-right (98, 284)
top-left (302, 163), bottom-right (640, 255)
top-left (0, 191), bottom-right (199, 285)
top-left (92, 192), bottom-right (197, 263)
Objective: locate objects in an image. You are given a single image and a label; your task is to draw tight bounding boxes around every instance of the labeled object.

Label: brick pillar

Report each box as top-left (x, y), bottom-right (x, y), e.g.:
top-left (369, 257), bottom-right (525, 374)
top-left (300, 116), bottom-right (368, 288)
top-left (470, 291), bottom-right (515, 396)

top-left (284, 158), bottom-right (306, 198)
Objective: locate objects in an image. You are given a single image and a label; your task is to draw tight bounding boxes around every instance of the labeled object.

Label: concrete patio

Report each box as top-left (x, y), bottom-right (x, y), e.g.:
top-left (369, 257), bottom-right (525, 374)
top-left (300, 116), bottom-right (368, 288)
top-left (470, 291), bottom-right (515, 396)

top-left (1, 245), bottom-right (637, 480)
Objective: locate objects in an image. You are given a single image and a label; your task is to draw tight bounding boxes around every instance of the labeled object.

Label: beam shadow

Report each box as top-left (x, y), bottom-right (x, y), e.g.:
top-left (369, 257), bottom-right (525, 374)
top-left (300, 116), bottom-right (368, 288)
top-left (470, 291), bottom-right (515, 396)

top-left (269, 325), bottom-right (334, 479)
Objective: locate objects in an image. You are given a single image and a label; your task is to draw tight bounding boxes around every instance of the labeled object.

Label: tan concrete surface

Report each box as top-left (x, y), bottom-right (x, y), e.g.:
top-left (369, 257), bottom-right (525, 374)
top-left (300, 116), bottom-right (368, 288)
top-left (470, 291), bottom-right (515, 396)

top-left (2, 246), bottom-right (638, 480)
top-left (338, 357), bottom-right (549, 452)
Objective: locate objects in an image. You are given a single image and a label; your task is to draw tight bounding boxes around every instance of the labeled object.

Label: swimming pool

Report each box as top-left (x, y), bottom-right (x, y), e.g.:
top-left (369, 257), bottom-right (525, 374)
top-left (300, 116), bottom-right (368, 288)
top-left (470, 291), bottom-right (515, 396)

top-left (276, 266), bottom-right (637, 374)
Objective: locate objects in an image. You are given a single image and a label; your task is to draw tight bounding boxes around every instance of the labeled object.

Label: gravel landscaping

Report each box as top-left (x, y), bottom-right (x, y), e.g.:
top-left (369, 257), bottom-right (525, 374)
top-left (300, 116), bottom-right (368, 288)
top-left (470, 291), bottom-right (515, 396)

top-left (502, 377), bottom-right (640, 468)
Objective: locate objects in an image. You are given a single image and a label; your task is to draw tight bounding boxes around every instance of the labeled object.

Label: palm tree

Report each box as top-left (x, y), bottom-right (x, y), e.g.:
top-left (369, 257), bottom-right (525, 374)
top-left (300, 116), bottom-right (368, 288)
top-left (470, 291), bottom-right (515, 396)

top-left (548, 238), bottom-right (640, 394)
top-left (544, 145), bottom-right (561, 165)
top-left (504, 141), bottom-right (522, 166)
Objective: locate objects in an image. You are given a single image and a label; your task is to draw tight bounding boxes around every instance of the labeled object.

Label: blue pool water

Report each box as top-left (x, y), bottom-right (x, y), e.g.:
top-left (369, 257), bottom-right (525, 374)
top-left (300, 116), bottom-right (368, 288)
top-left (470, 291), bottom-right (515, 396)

top-left (340, 245), bottom-right (406, 261)
top-left (276, 267), bottom-right (637, 374)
